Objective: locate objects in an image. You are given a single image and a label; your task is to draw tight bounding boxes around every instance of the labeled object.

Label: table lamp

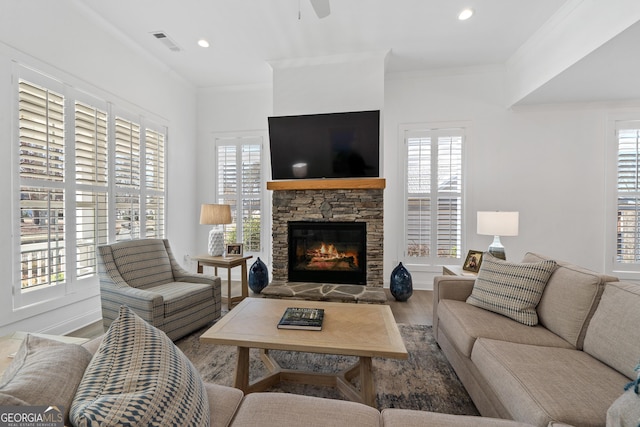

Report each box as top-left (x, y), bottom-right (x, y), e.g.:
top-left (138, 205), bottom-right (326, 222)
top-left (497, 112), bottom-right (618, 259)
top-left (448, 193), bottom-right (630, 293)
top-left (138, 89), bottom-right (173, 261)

top-left (477, 211), bottom-right (519, 260)
top-left (200, 204), bottom-right (232, 256)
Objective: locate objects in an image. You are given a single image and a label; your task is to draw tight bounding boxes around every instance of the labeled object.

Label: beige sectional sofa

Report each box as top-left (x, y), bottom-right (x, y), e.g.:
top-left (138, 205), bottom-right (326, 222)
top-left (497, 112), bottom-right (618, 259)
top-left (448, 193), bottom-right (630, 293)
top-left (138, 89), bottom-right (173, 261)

top-left (433, 252), bottom-right (640, 427)
top-left (1, 311), bottom-right (537, 427)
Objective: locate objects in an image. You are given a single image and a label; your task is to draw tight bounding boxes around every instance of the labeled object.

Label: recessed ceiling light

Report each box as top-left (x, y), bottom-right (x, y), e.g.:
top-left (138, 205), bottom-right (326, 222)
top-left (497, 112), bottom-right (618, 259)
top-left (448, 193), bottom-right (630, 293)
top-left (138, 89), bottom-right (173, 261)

top-left (197, 39), bottom-right (210, 48)
top-left (458, 8), bottom-right (474, 21)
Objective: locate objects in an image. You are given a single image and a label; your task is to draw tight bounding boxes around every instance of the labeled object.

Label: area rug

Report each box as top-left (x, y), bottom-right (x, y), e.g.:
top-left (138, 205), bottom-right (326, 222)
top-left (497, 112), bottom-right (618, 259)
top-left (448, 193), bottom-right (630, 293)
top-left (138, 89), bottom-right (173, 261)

top-left (175, 323), bottom-right (480, 415)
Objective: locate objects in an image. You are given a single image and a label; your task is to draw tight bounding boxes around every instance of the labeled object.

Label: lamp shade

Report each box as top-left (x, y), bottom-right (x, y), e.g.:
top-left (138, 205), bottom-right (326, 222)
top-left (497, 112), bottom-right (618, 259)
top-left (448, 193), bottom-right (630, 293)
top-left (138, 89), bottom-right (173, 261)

top-left (199, 204), bottom-right (232, 225)
top-left (477, 211), bottom-right (519, 236)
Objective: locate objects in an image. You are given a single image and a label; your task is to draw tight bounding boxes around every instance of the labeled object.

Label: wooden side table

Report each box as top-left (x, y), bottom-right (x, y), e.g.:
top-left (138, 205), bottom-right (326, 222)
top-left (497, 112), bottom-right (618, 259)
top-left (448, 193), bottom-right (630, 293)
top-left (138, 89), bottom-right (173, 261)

top-left (193, 255), bottom-right (253, 309)
top-left (442, 265), bottom-right (478, 277)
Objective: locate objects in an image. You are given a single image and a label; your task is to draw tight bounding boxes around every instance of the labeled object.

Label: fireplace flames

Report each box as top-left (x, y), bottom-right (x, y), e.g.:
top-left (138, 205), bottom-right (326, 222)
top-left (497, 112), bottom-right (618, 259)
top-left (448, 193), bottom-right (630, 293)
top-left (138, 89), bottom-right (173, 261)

top-left (305, 242), bottom-right (359, 270)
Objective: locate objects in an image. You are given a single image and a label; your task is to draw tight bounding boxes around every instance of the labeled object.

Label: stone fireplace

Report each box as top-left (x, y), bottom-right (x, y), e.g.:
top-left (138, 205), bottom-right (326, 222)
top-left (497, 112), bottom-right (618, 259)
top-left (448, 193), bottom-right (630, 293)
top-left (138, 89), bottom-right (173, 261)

top-left (269, 178), bottom-right (384, 288)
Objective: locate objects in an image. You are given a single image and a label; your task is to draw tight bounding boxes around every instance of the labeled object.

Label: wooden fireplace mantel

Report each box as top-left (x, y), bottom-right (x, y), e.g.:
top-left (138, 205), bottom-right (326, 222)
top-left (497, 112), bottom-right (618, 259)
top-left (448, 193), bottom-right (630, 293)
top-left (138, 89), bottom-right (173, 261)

top-left (266, 178), bottom-right (386, 191)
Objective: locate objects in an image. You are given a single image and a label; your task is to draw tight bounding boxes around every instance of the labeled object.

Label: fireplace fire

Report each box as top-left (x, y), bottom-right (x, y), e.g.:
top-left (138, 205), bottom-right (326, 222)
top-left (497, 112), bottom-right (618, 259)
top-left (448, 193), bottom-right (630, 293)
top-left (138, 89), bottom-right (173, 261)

top-left (288, 221), bottom-right (366, 285)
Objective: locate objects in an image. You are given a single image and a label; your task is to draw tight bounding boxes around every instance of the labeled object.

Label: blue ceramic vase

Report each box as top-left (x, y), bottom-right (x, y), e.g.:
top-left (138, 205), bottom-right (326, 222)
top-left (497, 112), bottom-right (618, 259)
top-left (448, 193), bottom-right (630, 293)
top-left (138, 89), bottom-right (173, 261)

top-left (248, 257), bottom-right (269, 294)
top-left (390, 262), bottom-right (413, 302)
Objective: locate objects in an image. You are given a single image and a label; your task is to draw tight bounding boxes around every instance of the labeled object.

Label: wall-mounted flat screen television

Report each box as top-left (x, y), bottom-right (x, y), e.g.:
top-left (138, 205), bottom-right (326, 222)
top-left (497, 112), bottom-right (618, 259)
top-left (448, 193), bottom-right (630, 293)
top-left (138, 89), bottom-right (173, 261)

top-left (268, 110), bottom-right (380, 180)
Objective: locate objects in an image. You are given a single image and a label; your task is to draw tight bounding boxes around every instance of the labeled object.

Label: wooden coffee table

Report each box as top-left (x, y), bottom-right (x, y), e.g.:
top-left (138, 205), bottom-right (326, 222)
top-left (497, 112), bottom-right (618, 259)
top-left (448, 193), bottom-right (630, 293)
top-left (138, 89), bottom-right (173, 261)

top-left (200, 298), bottom-right (407, 407)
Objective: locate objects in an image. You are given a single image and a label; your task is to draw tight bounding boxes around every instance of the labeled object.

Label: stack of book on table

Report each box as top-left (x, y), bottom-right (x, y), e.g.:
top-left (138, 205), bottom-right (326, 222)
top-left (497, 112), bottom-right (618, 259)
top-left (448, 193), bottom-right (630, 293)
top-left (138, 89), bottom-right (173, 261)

top-left (277, 307), bottom-right (324, 331)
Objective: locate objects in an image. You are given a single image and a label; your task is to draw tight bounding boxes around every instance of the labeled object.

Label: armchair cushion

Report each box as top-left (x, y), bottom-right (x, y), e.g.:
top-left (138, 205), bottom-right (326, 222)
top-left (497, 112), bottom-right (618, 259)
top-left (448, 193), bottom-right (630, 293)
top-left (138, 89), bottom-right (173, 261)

top-left (148, 281), bottom-right (216, 317)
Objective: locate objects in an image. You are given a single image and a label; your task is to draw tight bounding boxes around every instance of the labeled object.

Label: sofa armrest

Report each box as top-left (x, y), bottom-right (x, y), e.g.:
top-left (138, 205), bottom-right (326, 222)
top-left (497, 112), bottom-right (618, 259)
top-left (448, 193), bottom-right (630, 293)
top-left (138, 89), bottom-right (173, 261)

top-left (433, 275), bottom-right (476, 341)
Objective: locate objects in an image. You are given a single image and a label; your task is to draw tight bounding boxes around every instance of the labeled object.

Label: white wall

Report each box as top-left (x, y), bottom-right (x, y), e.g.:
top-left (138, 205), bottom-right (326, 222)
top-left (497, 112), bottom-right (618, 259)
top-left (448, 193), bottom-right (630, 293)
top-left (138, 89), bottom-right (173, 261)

top-left (385, 67), bottom-right (621, 288)
top-left (0, 2), bottom-right (198, 335)
top-left (270, 51), bottom-right (387, 115)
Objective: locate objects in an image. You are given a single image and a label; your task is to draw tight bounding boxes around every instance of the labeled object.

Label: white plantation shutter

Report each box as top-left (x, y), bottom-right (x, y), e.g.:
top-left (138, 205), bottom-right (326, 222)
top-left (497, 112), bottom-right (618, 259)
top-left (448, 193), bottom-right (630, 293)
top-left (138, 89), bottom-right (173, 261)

top-left (437, 136), bottom-right (462, 258)
top-left (115, 193), bottom-right (140, 241)
top-left (407, 137), bottom-right (431, 256)
top-left (75, 102), bottom-right (108, 278)
top-left (145, 128), bottom-right (166, 238)
top-left (616, 122), bottom-right (640, 263)
top-left (145, 128), bottom-right (165, 191)
top-left (114, 117), bottom-right (140, 188)
top-left (19, 81), bottom-right (65, 181)
top-left (75, 102), bottom-right (107, 185)
top-left (76, 191), bottom-right (108, 278)
top-left (405, 128), bottom-right (464, 263)
top-left (146, 195), bottom-right (165, 238)
top-left (218, 145), bottom-right (238, 242)
top-left (241, 145), bottom-right (261, 251)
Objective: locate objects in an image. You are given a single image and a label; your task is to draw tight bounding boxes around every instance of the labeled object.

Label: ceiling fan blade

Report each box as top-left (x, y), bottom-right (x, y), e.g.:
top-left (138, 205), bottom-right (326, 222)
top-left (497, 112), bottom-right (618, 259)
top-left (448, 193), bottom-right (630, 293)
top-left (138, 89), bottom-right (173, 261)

top-left (310, 0), bottom-right (330, 18)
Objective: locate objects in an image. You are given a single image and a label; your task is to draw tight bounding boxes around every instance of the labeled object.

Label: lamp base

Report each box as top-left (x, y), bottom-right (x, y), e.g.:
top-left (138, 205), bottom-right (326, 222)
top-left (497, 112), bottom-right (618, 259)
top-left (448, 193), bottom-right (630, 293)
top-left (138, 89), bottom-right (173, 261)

top-left (488, 235), bottom-right (506, 260)
top-left (208, 227), bottom-right (225, 257)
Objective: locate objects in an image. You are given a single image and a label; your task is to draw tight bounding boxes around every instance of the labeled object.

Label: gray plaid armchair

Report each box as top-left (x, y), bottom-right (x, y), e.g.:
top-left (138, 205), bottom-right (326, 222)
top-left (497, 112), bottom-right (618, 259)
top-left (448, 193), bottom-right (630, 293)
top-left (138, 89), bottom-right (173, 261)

top-left (97, 238), bottom-right (222, 340)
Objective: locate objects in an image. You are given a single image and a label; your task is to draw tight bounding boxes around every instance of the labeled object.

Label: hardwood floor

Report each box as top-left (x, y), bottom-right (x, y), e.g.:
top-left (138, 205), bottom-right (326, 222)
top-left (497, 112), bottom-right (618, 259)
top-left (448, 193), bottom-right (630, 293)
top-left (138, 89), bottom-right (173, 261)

top-left (67, 287), bottom-right (434, 339)
top-left (385, 289), bottom-right (433, 326)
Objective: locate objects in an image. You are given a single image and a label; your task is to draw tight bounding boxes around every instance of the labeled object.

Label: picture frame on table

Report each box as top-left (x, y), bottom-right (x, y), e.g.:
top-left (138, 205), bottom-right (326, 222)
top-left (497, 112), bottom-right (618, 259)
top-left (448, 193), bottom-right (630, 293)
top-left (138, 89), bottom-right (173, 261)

top-left (463, 250), bottom-right (483, 273)
top-left (226, 243), bottom-right (243, 257)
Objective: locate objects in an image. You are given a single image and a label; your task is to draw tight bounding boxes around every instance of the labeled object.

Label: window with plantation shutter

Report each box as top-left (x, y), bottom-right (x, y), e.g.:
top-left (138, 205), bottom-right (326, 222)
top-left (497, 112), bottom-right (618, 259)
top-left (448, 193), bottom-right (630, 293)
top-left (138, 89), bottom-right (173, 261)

top-left (15, 70), bottom-right (167, 303)
top-left (615, 121), bottom-right (640, 265)
top-left (404, 127), bottom-right (464, 264)
top-left (216, 136), bottom-right (264, 253)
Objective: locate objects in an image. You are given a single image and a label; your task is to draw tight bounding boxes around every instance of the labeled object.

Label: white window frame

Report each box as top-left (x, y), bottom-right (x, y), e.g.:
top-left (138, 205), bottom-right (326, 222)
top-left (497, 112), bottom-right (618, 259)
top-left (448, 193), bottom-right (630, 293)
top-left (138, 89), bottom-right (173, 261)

top-left (12, 65), bottom-right (167, 309)
top-left (213, 132), bottom-right (268, 262)
top-left (606, 113), bottom-right (640, 278)
top-left (399, 122), bottom-right (467, 268)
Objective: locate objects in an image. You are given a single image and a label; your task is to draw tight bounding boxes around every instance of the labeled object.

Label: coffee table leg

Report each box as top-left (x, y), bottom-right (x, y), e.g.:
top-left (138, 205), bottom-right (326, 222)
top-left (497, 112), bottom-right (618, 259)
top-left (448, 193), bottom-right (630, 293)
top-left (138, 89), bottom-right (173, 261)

top-left (234, 347), bottom-right (250, 392)
top-left (360, 356), bottom-right (375, 407)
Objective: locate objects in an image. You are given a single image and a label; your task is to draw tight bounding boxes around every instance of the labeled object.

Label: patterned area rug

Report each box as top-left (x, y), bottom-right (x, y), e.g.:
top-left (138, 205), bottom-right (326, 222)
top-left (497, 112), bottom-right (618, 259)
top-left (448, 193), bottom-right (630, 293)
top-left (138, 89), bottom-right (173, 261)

top-left (175, 323), bottom-right (479, 415)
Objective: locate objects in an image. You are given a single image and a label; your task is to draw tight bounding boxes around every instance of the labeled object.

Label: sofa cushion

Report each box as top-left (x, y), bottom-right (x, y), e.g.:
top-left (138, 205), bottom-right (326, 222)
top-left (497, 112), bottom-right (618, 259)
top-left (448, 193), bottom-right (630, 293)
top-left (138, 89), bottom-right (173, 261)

top-left (472, 338), bottom-right (628, 427)
top-left (523, 252), bottom-right (616, 349)
top-left (70, 305), bottom-right (210, 427)
top-left (0, 335), bottom-right (92, 425)
top-left (146, 281), bottom-right (215, 317)
top-left (584, 281), bottom-right (640, 379)
top-left (466, 254), bottom-right (557, 326)
top-left (110, 238), bottom-right (174, 289)
top-left (438, 299), bottom-right (573, 357)
top-left (231, 392), bottom-right (381, 427)
top-left (381, 408), bottom-right (535, 427)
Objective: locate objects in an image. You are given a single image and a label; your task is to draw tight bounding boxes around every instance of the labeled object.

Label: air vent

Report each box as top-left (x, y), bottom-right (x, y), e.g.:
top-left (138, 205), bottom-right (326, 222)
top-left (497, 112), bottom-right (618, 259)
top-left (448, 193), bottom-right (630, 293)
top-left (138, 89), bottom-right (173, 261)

top-left (151, 31), bottom-right (181, 52)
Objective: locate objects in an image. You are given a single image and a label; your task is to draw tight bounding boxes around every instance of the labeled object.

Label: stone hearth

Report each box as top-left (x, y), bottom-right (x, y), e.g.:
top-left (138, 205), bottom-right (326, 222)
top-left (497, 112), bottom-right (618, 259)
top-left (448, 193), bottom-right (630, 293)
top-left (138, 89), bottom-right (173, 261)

top-left (261, 281), bottom-right (386, 304)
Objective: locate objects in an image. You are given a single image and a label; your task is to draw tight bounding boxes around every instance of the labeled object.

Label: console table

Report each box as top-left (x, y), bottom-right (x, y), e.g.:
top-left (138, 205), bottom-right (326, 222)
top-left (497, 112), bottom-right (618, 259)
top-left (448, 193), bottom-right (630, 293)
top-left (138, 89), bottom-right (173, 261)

top-left (193, 254), bottom-right (253, 309)
top-left (442, 265), bottom-right (478, 277)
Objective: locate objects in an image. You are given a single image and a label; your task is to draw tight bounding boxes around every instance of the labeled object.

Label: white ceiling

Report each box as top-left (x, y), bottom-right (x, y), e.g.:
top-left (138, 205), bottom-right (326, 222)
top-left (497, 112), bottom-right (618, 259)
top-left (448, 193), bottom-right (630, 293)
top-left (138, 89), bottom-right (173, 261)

top-left (79, 0), bottom-right (567, 88)
top-left (77, 0), bottom-right (640, 106)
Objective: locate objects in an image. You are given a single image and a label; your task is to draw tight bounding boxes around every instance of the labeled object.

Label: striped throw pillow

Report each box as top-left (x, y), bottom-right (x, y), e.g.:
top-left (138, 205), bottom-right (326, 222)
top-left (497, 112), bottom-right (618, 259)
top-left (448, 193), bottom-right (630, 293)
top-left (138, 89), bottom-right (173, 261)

top-left (70, 306), bottom-right (210, 427)
top-left (466, 253), bottom-right (557, 326)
